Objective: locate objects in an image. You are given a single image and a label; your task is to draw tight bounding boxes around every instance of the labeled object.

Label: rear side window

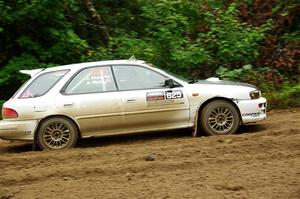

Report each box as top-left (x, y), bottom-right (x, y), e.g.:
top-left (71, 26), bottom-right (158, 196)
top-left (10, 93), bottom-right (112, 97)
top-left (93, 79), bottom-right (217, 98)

top-left (19, 70), bottom-right (69, 99)
top-left (64, 66), bottom-right (117, 94)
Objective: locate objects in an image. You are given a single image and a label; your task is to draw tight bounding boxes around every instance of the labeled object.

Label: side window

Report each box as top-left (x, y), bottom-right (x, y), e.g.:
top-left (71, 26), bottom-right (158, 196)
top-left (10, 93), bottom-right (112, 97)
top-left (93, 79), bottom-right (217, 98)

top-left (20, 70), bottom-right (69, 99)
top-left (112, 65), bottom-right (168, 90)
top-left (64, 66), bottom-right (116, 94)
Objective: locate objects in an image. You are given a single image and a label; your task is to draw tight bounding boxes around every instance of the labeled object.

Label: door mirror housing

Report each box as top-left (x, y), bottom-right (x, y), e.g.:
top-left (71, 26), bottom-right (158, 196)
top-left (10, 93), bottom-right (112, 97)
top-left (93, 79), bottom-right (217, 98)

top-left (164, 79), bottom-right (176, 88)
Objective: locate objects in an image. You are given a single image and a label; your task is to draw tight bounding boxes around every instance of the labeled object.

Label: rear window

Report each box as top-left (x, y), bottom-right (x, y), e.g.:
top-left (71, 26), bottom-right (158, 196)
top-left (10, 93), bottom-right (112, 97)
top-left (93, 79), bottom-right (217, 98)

top-left (19, 70), bottom-right (69, 99)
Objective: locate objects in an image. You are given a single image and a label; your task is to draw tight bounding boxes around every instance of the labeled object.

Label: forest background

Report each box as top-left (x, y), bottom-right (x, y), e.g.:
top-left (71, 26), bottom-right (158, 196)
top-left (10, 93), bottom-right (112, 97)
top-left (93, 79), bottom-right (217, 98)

top-left (0, 0), bottom-right (299, 114)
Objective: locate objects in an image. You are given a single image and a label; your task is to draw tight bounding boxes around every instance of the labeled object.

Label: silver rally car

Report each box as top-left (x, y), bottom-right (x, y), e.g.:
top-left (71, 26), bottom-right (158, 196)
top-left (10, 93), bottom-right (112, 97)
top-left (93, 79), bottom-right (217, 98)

top-left (0, 59), bottom-right (267, 150)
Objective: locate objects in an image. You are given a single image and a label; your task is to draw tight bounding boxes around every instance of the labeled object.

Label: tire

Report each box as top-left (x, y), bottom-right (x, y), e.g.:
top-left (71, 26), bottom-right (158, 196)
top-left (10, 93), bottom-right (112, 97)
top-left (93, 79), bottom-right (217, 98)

top-left (36, 117), bottom-right (78, 150)
top-left (200, 100), bottom-right (240, 135)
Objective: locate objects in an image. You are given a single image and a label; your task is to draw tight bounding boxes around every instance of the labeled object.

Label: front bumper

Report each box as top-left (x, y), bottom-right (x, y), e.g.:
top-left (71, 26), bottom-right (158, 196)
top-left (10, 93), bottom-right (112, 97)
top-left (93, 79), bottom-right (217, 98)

top-left (236, 97), bottom-right (267, 124)
top-left (0, 119), bottom-right (37, 141)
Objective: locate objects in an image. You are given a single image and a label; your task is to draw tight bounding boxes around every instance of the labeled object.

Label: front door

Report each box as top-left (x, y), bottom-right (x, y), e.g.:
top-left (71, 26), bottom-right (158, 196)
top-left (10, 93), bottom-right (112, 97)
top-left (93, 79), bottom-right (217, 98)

top-left (112, 65), bottom-right (190, 132)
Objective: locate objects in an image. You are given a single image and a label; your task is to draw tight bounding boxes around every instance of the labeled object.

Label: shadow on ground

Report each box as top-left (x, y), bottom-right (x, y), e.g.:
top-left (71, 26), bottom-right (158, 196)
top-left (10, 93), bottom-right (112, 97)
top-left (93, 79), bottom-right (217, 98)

top-left (0, 124), bottom-right (266, 153)
top-left (77, 129), bottom-right (192, 148)
top-left (237, 124), bottom-right (267, 134)
top-left (0, 142), bottom-right (33, 153)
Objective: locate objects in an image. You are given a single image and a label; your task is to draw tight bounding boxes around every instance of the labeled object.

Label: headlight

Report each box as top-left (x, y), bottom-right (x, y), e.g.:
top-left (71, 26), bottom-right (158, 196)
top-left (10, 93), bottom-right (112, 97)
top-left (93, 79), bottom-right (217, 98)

top-left (249, 90), bottom-right (261, 99)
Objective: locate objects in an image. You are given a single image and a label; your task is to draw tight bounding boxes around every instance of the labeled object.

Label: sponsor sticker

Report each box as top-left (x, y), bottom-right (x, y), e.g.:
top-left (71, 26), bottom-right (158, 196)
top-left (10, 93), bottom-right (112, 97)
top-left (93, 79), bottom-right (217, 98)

top-left (146, 91), bottom-right (165, 101)
top-left (146, 90), bottom-right (184, 106)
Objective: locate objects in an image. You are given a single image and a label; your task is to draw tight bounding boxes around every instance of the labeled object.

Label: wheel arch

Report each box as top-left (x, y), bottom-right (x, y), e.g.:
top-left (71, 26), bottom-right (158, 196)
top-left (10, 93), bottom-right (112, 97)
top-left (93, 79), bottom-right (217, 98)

top-left (197, 97), bottom-right (242, 128)
top-left (34, 114), bottom-right (81, 143)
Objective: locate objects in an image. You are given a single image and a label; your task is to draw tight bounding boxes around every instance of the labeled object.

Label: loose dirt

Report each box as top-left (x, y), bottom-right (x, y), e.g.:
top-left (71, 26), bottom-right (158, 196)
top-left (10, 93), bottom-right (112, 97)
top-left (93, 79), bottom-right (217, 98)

top-left (1, 108), bottom-right (299, 199)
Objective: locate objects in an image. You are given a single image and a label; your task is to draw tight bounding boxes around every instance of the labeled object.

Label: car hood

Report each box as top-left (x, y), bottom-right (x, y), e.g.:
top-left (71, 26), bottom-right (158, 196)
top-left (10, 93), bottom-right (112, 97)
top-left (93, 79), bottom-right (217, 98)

top-left (194, 79), bottom-right (257, 89)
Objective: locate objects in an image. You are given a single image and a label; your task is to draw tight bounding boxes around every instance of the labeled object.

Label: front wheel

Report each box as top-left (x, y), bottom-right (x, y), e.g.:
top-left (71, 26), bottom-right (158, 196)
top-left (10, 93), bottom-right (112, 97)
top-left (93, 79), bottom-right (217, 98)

top-left (36, 117), bottom-right (78, 150)
top-left (200, 100), bottom-right (240, 135)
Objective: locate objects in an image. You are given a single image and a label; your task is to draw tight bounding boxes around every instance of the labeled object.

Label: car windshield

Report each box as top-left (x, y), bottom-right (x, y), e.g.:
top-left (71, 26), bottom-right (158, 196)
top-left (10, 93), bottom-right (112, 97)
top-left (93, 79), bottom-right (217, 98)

top-left (19, 70), bottom-right (69, 98)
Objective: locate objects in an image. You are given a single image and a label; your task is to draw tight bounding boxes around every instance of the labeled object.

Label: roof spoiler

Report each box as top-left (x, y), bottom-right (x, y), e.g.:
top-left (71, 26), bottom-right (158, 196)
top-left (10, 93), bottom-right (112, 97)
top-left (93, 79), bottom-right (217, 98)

top-left (20, 69), bottom-right (44, 77)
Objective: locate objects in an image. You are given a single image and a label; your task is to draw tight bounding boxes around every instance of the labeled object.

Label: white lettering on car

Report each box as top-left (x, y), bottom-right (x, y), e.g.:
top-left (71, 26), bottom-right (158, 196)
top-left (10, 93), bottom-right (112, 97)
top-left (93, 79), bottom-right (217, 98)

top-left (242, 112), bottom-right (261, 117)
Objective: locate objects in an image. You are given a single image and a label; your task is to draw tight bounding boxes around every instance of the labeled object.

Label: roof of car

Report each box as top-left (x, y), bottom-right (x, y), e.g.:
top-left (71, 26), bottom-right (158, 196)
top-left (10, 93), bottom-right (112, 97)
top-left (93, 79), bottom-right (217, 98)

top-left (20, 59), bottom-right (147, 77)
top-left (47, 59), bottom-right (146, 70)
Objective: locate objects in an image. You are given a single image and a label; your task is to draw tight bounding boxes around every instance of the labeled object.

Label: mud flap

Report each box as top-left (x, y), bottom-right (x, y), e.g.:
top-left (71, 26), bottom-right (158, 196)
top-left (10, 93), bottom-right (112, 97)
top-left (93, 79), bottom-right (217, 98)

top-left (192, 109), bottom-right (199, 137)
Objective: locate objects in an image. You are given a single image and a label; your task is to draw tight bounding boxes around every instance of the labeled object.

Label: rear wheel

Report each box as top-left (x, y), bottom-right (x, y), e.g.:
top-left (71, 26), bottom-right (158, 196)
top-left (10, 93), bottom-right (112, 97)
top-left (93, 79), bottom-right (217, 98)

top-left (36, 117), bottom-right (78, 150)
top-left (200, 100), bottom-right (240, 135)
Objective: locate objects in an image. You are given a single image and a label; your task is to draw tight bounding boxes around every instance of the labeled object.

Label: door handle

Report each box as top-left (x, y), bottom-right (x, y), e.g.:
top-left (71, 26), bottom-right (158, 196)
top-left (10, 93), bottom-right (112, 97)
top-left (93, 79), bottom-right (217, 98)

top-left (63, 102), bottom-right (73, 108)
top-left (126, 99), bottom-right (136, 103)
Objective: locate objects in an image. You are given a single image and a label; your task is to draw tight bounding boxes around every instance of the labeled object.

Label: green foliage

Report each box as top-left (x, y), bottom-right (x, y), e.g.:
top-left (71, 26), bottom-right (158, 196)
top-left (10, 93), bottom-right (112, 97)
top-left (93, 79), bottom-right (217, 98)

top-left (0, 0), bottom-right (299, 108)
top-left (0, 54), bottom-right (55, 98)
top-left (198, 3), bottom-right (272, 67)
top-left (265, 83), bottom-right (300, 108)
top-left (282, 29), bottom-right (300, 43)
top-left (0, 99), bottom-right (4, 120)
top-left (215, 64), bottom-right (299, 109)
top-left (109, 32), bottom-right (157, 62)
top-left (139, 0), bottom-right (208, 72)
top-left (216, 65), bottom-right (285, 93)
top-left (216, 65), bottom-right (253, 80)
top-left (0, 0), bottom-right (90, 98)
top-left (0, 54), bottom-right (41, 86)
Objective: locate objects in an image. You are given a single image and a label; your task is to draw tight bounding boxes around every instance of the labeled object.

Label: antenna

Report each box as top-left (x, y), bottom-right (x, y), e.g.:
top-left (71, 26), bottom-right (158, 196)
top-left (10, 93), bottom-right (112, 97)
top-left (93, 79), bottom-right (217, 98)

top-left (128, 55), bottom-right (136, 61)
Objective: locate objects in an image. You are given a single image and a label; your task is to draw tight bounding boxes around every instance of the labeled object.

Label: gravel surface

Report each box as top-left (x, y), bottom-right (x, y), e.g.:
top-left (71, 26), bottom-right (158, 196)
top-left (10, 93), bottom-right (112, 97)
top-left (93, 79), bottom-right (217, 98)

top-left (0, 108), bottom-right (299, 199)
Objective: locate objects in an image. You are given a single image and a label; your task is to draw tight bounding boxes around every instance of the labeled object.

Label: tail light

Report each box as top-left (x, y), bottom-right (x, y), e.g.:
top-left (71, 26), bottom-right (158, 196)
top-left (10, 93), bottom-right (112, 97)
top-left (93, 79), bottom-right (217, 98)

top-left (2, 107), bottom-right (19, 119)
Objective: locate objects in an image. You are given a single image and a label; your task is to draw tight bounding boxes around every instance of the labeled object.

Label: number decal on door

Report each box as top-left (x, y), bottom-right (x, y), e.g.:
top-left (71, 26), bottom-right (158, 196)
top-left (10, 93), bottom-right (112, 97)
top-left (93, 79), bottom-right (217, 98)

top-left (165, 90), bottom-right (183, 99)
top-left (146, 90), bottom-right (183, 101)
top-left (146, 90), bottom-right (184, 106)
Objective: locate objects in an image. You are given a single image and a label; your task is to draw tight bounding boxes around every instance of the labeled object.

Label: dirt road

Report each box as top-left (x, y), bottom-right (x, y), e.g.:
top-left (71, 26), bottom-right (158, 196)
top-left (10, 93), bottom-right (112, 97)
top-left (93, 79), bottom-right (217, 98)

top-left (1, 108), bottom-right (299, 199)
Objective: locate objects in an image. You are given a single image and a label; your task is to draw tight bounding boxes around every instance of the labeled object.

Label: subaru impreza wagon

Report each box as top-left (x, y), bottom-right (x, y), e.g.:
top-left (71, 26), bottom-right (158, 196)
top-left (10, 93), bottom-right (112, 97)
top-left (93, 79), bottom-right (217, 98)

top-left (0, 59), bottom-right (267, 150)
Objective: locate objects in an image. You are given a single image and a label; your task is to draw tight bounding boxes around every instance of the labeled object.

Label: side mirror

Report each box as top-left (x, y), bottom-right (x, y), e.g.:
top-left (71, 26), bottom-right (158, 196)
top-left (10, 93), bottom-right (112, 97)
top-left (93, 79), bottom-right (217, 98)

top-left (164, 79), bottom-right (176, 88)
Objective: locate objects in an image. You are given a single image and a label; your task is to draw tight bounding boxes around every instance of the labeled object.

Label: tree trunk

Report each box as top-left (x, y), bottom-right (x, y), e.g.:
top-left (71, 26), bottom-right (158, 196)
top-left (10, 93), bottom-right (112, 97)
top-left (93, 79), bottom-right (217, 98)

top-left (83, 0), bottom-right (110, 46)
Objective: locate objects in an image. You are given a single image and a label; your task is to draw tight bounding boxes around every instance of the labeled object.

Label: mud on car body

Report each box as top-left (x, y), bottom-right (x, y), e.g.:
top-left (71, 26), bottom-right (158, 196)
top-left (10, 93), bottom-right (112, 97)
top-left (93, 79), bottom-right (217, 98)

top-left (0, 59), bottom-right (267, 150)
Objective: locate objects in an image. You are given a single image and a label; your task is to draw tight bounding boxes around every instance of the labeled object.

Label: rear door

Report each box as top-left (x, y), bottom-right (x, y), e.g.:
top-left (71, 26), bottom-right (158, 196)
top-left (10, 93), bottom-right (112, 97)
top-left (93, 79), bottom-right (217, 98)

top-left (56, 66), bottom-right (124, 137)
top-left (112, 65), bottom-right (190, 132)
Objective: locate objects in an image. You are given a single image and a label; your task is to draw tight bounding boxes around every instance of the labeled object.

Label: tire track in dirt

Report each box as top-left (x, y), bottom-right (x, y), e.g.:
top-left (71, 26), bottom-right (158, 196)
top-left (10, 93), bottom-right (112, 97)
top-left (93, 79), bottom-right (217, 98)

top-left (0, 108), bottom-right (299, 199)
